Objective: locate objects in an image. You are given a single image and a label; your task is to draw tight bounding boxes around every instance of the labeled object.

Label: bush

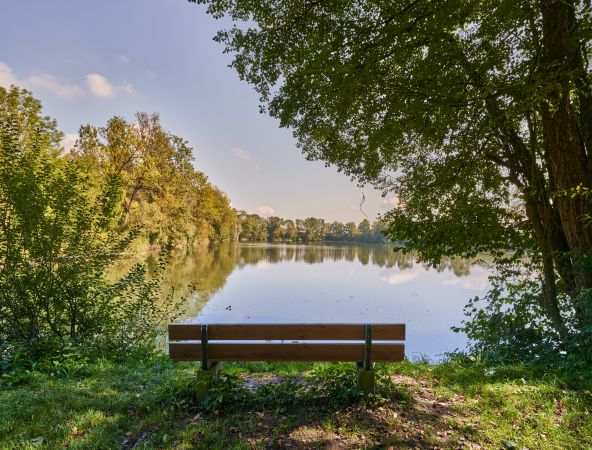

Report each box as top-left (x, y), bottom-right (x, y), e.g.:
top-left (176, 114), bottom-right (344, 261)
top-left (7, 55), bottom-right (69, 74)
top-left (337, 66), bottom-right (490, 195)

top-left (199, 362), bottom-right (408, 414)
top-left (454, 264), bottom-right (592, 378)
top-left (0, 86), bottom-right (183, 366)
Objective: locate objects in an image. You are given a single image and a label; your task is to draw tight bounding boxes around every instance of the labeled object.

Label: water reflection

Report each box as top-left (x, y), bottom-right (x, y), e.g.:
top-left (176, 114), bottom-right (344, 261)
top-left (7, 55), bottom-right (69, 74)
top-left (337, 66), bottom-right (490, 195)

top-left (145, 243), bottom-right (490, 358)
top-left (155, 243), bottom-right (477, 314)
top-left (195, 242), bottom-right (475, 271)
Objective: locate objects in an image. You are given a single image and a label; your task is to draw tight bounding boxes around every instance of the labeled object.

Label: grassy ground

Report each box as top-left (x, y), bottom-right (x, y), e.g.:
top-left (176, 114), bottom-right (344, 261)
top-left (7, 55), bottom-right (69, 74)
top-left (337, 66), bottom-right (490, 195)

top-left (1, 356), bottom-right (591, 449)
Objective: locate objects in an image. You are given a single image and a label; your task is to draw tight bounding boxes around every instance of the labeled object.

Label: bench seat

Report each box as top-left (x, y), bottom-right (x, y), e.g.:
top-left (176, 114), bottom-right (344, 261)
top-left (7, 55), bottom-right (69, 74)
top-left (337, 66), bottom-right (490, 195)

top-left (167, 323), bottom-right (406, 396)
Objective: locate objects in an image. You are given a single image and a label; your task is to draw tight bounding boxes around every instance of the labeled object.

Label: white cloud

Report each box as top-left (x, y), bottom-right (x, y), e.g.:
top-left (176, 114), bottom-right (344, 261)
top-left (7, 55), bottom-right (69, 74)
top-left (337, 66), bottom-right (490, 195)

top-left (86, 73), bottom-right (114, 98)
top-left (443, 274), bottom-right (489, 291)
top-left (27, 74), bottom-right (85, 100)
top-left (382, 196), bottom-right (402, 208)
top-left (231, 147), bottom-right (251, 161)
top-left (115, 54), bottom-right (130, 63)
top-left (381, 271), bottom-right (418, 285)
top-left (86, 73), bottom-right (135, 99)
top-left (0, 61), bottom-right (135, 101)
top-left (61, 133), bottom-right (79, 153)
top-left (257, 206), bottom-right (275, 216)
top-left (0, 62), bottom-right (18, 87)
top-left (0, 62), bottom-right (84, 100)
top-left (231, 147), bottom-right (262, 171)
top-left (121, 81), bottom-right (136, 95)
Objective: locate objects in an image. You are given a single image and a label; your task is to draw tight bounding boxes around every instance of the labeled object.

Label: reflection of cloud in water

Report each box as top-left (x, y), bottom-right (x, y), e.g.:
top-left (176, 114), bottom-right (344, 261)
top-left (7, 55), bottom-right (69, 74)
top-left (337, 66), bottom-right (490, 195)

top-left (443, 273), bottom-right (489, 291)
top-left (381, 271), bottom-right (419, 285)
top-left (136, 242), bottom-right (488, 323)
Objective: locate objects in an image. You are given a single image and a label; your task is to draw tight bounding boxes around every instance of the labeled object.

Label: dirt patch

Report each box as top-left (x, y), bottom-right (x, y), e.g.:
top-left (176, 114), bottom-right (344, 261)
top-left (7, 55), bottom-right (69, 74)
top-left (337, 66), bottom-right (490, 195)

top-left (214, 374), bottom-right (483, 449)
top-left (239, 374), bottom-right (312, 393)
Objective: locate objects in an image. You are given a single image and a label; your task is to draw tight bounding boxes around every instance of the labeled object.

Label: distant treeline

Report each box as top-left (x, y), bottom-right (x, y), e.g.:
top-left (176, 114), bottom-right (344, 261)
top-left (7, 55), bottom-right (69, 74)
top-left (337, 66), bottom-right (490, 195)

top-left (5, 86), bottom-right (389, 250)
top-left (68, 110), bottom-right (390, 248)
top-left (236, 211), bottom-right (388, 243)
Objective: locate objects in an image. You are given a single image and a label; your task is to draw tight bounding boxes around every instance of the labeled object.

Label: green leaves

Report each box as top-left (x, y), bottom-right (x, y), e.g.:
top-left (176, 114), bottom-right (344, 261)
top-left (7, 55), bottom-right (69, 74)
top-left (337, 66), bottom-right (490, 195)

top-left (0, 87), bottom-right (184, 356)
top-left (75, 112), bottom-right (237, 246)
top-left (194, 0), bottom-right (592, 350)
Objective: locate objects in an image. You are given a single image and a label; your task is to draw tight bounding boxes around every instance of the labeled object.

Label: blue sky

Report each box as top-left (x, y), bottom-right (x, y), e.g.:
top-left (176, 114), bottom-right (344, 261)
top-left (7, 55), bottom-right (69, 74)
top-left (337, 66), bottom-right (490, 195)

top-left (0, 0), bottom-right (393, 222)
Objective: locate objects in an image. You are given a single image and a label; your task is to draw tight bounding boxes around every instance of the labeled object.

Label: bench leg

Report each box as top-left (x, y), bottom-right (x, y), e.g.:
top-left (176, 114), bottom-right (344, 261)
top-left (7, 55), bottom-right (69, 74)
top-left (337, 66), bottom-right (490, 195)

top-left (196, 361), bottom-right (221, 401)
top-left (356, 361), bottom-right (375, 395)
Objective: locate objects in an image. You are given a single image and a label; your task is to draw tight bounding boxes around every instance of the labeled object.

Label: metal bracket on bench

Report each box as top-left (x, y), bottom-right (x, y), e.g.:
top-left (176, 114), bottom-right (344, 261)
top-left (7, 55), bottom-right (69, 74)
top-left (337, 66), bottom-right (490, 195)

top-left (201, 324), bottom-right (209, 370)
top-left (364, 324), bottom-right (372, 371)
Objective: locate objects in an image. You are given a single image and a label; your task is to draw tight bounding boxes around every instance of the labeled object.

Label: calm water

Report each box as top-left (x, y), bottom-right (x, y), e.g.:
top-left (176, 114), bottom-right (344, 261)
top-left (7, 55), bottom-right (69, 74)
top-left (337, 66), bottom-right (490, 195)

top-left (159, 242), bottom-right (491, 359)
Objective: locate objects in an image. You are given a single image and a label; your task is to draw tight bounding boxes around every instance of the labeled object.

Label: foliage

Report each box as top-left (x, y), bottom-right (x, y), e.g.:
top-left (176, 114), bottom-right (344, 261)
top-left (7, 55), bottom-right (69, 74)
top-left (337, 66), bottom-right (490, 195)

top-left (0, 86), bottom-right (183, 359)
top-left (236, 210), bottom-right (388, 243)
top-left (200, 362), bottom-right (405, 415)
top-left (454, 269), bottom-right (564, 365)
top-left (454, 264), bottom-right (592, 374)
top-left (193, 0), bottom-right (592, 358)
top-left (2, 359), bottom-right (591, 449)
top-left (75, 113), bottom-right (237, 247)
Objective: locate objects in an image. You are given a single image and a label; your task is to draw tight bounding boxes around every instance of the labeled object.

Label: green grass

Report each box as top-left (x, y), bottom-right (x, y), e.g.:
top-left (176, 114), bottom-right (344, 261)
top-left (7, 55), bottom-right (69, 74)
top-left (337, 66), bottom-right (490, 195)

top-left (388, 359), bottom-right (592, 449)
top-left (1, 356), bottom-right (591, 449)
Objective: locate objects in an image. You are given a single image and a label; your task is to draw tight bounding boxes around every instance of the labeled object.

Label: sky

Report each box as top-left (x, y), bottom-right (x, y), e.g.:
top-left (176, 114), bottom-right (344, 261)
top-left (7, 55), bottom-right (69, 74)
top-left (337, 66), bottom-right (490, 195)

top-left (0, 0), bottom-right (394, 223)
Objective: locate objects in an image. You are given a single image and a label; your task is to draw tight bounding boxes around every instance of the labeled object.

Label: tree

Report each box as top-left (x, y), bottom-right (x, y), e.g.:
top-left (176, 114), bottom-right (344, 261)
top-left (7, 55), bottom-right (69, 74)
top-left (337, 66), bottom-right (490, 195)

top-left (358, 219), bottom-right (371, 235)
top-left (282, 219), bottom-right (297, 241)
top-left (0, 86), bottom-right (179, 348)
top-left (266, 216), bottom-right (283, 241)
top-left (371, 221), bottom-right (387, 243)
top-left (345, 222), bottom-right (359, 242)
top-left (326, 221), bottom-right (345, 241)
top-left (194, 0), bottom-right (592, 337)
top-left (295, 218), bottom-right (306, 241)
top-left (238, 211), bottom-right (268, 241)
top-left (304, 217), bottom-right (325, 242)
top-left (75, 113), bottom-right (236, 246)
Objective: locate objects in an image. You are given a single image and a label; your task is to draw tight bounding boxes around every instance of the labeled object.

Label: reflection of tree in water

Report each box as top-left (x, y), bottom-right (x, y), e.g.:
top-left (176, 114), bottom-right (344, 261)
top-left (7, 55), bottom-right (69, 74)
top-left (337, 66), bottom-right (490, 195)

top-left (117, 245), bottom-right (241, 320)
top-left (418, 256), bottom-right (472, 277)
top-left (148, 243), bottom-right (478, 320)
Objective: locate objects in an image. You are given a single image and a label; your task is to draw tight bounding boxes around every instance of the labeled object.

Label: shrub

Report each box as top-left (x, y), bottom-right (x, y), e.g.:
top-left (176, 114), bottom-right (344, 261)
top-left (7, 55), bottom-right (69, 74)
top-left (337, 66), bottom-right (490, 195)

top-left (0, 86), bottom-right (182, 366)
top-left (454, 264), bottom-right (592, 377)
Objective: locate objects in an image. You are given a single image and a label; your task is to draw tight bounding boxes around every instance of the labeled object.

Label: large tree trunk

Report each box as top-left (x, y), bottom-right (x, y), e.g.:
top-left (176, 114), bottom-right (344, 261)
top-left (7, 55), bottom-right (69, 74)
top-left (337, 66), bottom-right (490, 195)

top-left (451, 17), bottom-right (589, 329)
top-left (525, 198), bottom-right (568, 339)
top-left (539, 1), bottom-right (592, 309)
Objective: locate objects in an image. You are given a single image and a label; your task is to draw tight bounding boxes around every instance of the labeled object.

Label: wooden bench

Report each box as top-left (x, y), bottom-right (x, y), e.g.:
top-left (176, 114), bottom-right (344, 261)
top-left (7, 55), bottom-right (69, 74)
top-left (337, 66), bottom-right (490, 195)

top-left (168, 323), bottom-right (406, 397)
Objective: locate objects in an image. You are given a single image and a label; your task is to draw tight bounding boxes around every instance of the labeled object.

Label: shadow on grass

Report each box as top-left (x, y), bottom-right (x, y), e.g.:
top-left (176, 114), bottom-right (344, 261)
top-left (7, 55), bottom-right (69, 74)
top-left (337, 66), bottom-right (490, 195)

top-left (166, 363), bottom-right (474, 449)
top-left (3, 359), bottom-right (591, 449)
top-left (0, 358), bottom-right (197, 449)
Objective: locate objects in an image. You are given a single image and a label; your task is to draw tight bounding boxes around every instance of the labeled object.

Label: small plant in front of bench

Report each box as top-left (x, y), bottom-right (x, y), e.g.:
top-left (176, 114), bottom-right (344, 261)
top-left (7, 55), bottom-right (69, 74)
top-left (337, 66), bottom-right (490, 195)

top-left (167, 323), bottom-right (406, 399)
top-left (199, 362), bottom-right (414, 414)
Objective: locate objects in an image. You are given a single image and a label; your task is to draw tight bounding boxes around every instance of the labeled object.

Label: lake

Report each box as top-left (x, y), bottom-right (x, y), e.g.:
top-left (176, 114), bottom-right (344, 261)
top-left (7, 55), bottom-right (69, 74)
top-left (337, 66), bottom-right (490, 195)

top-left (158, 242), bottom-right (491, 360)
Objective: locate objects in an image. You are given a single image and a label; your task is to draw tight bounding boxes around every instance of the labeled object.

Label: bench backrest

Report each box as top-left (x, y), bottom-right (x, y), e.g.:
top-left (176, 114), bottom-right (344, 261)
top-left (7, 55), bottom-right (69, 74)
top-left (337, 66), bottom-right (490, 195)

top-left (168, 323), bottom-right (405, 366)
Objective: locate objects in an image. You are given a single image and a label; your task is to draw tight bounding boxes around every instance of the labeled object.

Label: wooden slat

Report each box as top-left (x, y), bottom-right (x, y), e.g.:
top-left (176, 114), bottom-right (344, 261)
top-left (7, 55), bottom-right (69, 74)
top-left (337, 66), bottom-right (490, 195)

top-left (169, 342), bottom-right (405, 362)
top-left (168, 323), bottom-right (405, 341)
